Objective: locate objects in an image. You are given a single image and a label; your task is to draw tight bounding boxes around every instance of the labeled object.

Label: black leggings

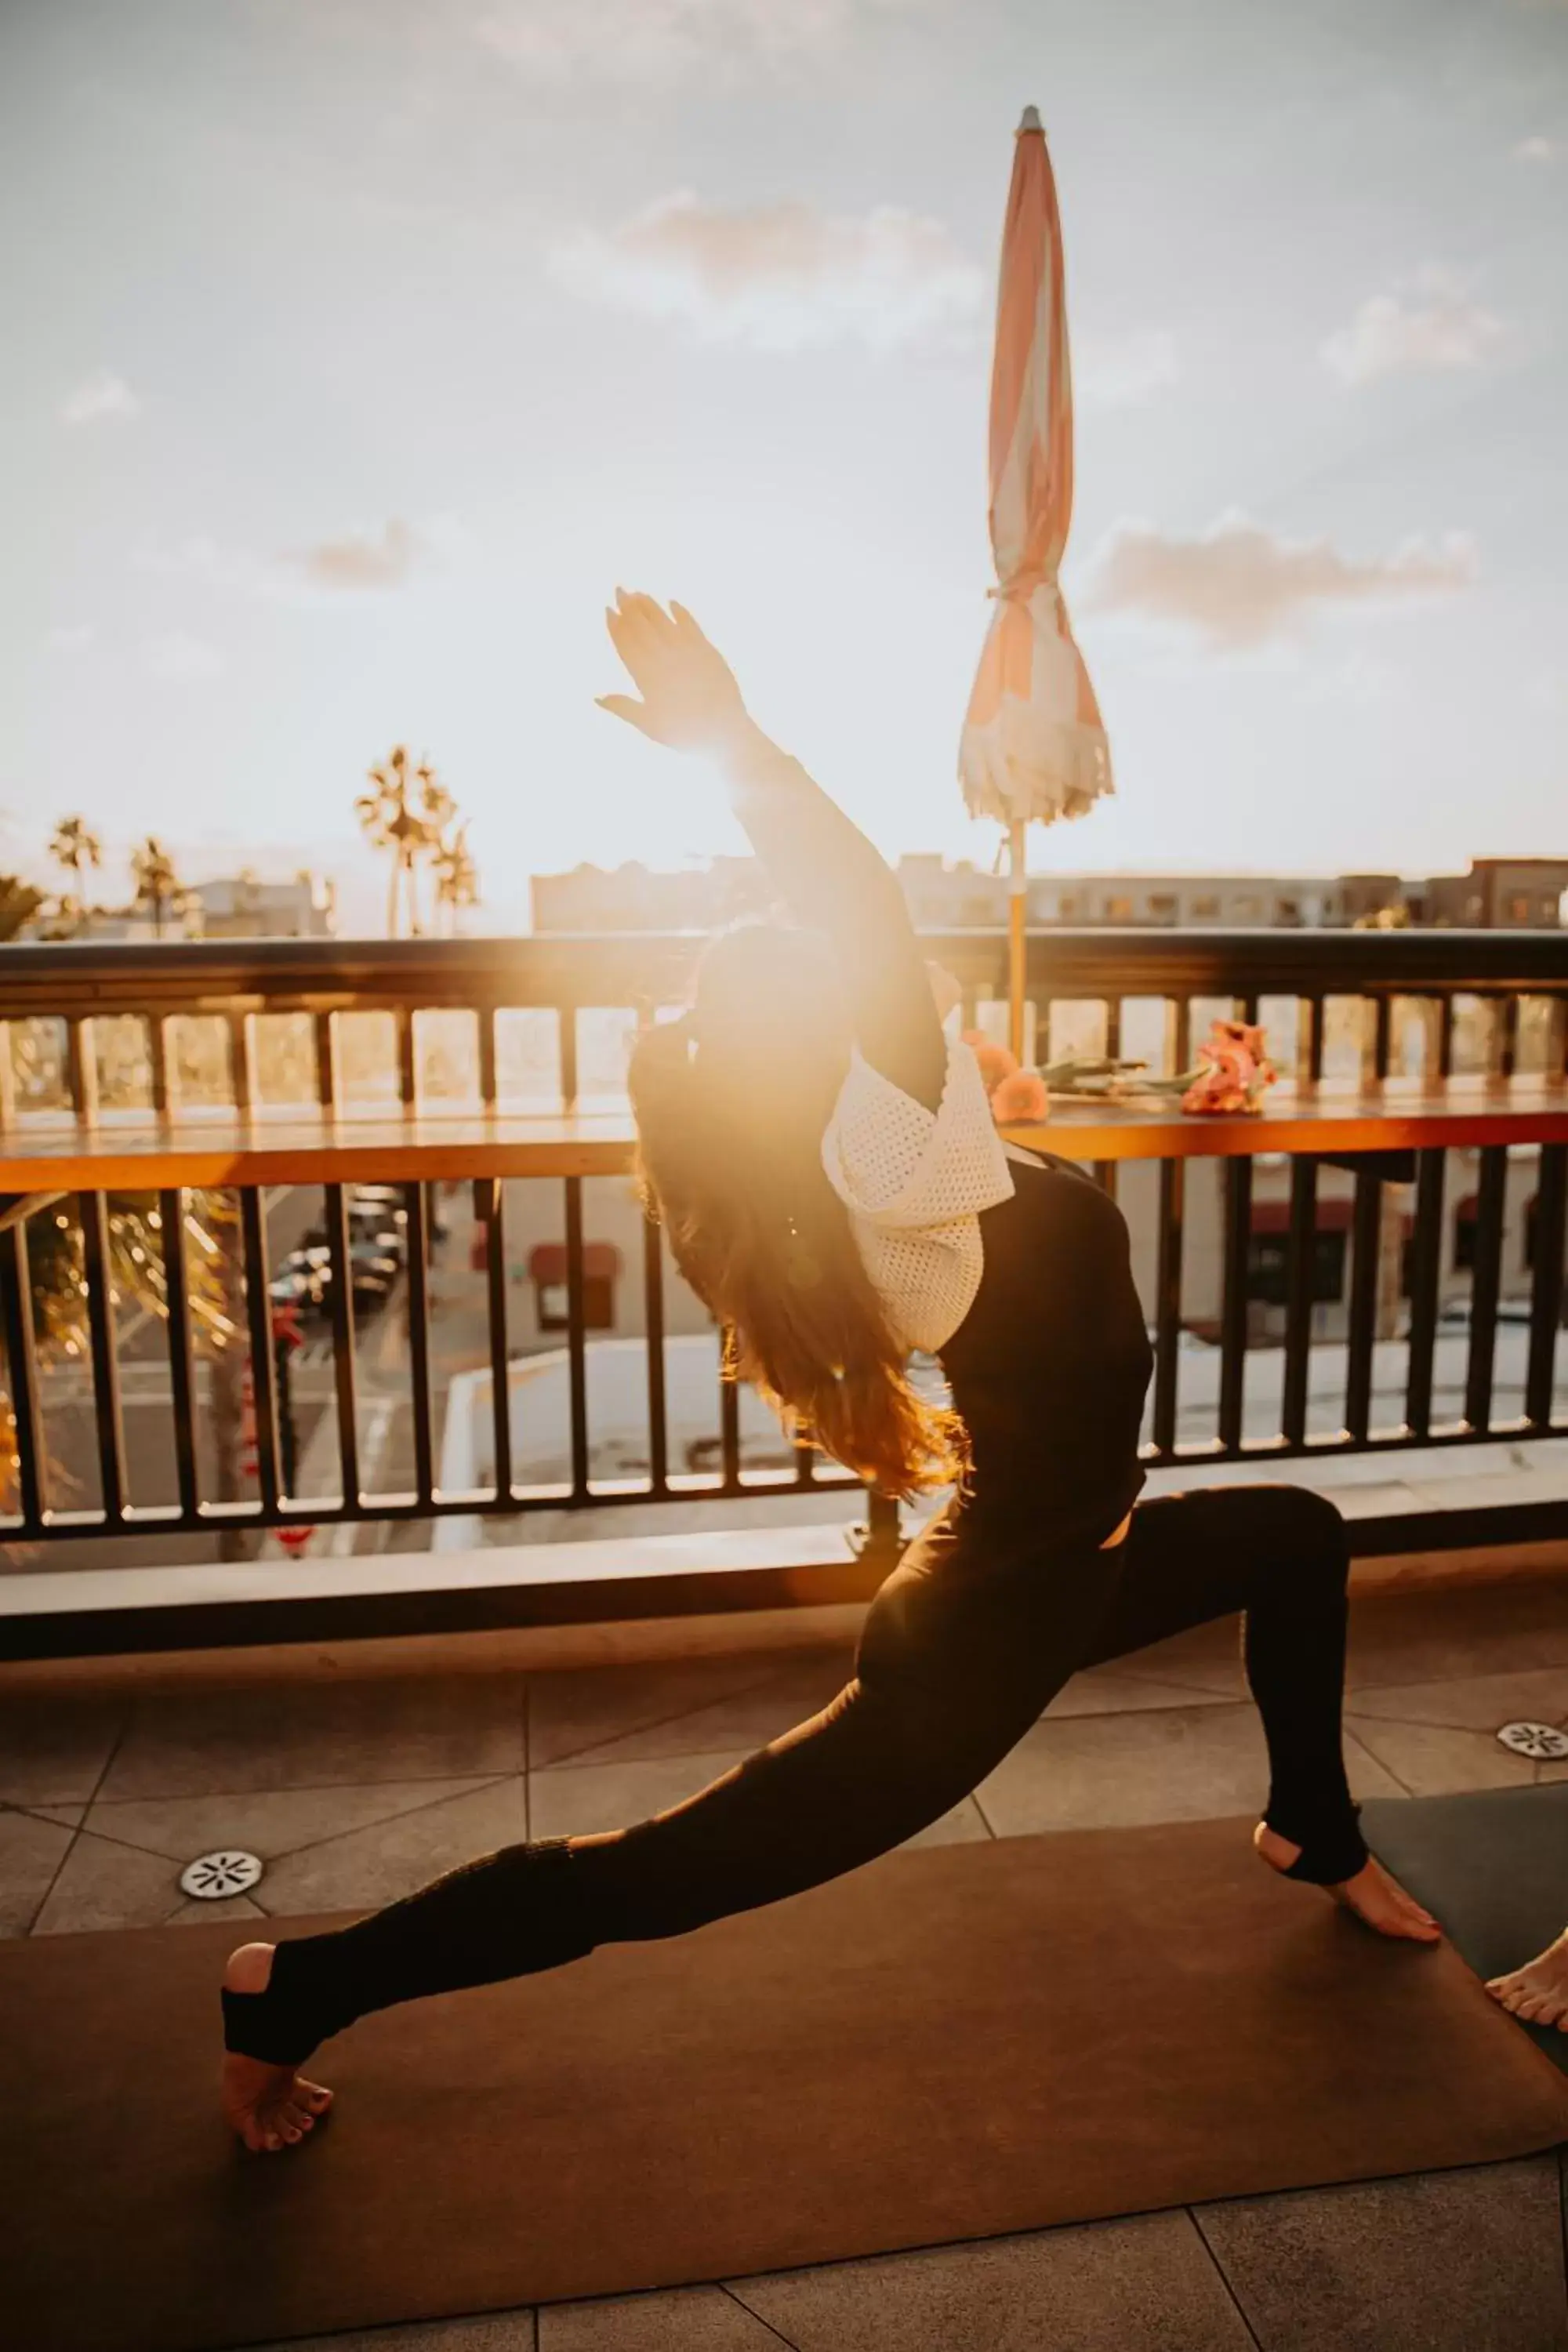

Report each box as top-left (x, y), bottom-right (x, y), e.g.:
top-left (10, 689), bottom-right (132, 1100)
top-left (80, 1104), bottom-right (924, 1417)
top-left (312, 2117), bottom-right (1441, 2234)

top-left (224, 1483), bottom-right (1366, 2067)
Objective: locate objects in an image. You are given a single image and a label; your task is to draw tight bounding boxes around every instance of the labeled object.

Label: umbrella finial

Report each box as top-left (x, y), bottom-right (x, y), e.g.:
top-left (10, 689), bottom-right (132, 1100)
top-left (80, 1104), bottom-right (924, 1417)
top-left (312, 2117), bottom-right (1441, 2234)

top-left (1018, 103), bottom-right (1043, 134)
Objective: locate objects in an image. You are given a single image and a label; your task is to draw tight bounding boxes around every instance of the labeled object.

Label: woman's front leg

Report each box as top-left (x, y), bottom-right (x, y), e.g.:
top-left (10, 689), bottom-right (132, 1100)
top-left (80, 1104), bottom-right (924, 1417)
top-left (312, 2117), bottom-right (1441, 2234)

top-left (1081, 1484), bottom-right (1439, 1942)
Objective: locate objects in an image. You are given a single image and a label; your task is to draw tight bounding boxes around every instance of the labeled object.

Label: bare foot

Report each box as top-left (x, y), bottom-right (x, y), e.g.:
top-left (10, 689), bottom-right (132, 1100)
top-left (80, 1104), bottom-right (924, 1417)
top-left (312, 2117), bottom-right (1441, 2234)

top-left (220, 1941), bottom-right (334, 2154)
top-left (1486, 1929), bottom-right (1568, 2030)
top-left (1254, 1823), bottom-right (1442, 1944)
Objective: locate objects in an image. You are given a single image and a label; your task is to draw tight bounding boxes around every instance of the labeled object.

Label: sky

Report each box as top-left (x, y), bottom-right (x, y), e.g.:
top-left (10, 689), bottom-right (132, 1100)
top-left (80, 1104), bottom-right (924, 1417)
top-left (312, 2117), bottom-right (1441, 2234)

top-left (4, 0), bottom-right (1567, 930)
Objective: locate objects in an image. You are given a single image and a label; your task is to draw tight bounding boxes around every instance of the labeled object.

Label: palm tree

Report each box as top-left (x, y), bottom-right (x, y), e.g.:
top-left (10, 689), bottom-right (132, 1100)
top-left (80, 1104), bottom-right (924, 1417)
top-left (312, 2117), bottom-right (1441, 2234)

top-left (48, 817), bottom-right (102, 932)
top-left (355, 748), bottom-right (456, 937)
top-left (130, 837), bottom-right (184, 938)
top-left (433, 822), bottom-right (479, 935)
top-left (0, 876), bottom-right (46, 940)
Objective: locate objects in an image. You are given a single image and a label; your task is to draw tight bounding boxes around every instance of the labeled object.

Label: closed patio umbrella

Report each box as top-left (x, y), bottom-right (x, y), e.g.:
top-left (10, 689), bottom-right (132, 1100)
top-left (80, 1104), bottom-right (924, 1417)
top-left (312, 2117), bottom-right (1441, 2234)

top-left (960, 107), bottom-right (1112, 1059)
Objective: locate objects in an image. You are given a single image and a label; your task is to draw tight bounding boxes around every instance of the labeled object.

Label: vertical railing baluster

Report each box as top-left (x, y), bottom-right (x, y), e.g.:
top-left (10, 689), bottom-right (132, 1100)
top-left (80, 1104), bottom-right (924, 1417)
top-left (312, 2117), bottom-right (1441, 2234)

top-left (148, 1015), bottom-right (171, 1116)
top-left (0, 1217), bottom-right (45, 1530)
top-left (1094, 1160), bottom-right (1118, 1201)
top-left (559, 1007), bottom-right (579, 1109)
top-left (477, 1007), bottom-right (499, 1112)
top-left (1344, 1164), bottom-right (1382, 1443)
top-left (1436, 995), bottom-right (1454, 1080)
top-left (323, 1181), bottom-right (361, 1508)
top-left (1280, 1155), bottom-right (1317, 1446)
top-left (1171, 997), bottom-right (1191, 1081)
top-left (475, 1178), bottom-right (513, 1502)
top-left (1497, 993), bottom-right (1519, 1080)
top-left (1403, 1149), bottom-right (1446, 1440)
top-left (0, 1021), bottom-right (16, 1130)
top-left (1305, 994), bottom-right (1324, 1083)
top-left (1218, 1153), bottom-right (1252, 1453)
top-left (396, 1008), bottom-right (417, 1112)
top-left (67, 1018), bottom-right (99, 1127)
top-left (403, 1180), bottom-right (434, 1506)
top-left (314, 1012), bottom-right (336, 1112)
top-left (1464, 1144), bottom-right (1508, 1432)
top-left (239, 1188), bottom-right (281, 1515)
top-left (641, 1207), bottom-right (668, 1497)
top-left (78, 1191), bottom-right (125, 1523)
top-left (1103, 997), bottom-right (1121, 1062)
top-left (1371, 996), bottom-right (1392, 1083)
top-left (227, 1012), bottom-right (252, 1113)
top-left (719, 1340), bottom-right (742, 1494)
top-left (564, 1174), bottom-right (590, 1498)
top-left (1151, 1158), bottom-right (1185, 1456)
top-left (159, 1186), bottom-right (199, 1523)
top-left (1523, 1143), bottom-right (1565, 1433)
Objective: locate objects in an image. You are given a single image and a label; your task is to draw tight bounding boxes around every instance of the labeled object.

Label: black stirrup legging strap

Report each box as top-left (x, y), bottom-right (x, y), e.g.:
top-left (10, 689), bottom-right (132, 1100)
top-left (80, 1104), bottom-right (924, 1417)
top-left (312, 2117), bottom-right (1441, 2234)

top-left (222, 1481), bottom-right (1366, 2068)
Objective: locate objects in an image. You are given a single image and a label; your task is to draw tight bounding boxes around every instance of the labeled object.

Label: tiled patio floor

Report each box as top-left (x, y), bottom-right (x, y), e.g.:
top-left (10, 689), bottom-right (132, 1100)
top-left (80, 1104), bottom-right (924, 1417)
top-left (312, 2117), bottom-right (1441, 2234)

top-left (4, 1571), bottom-right (1567, 2348)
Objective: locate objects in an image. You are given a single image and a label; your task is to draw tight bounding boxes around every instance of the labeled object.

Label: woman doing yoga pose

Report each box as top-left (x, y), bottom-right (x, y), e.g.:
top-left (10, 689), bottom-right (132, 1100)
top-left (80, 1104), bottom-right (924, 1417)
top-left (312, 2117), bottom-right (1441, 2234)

top-left (220, 594), bottom-right (1439, 2153)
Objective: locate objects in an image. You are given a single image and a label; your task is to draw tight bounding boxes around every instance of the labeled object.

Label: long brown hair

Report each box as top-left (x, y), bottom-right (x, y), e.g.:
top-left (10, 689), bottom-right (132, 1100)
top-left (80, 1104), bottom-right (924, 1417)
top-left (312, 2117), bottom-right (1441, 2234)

top-left (628, 925), bottom-right (965, 1498)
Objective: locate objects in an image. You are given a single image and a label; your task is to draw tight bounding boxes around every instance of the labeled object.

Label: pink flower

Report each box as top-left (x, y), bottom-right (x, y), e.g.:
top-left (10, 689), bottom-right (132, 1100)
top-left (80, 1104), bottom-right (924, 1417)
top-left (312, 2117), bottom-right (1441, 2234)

top-left (1181, 1018), bottom-right (1278, 1116)
top-left (990, 1069), bottom-right (1050, 1123)
top-left (963, 1029), bottom-right (1018, 1094)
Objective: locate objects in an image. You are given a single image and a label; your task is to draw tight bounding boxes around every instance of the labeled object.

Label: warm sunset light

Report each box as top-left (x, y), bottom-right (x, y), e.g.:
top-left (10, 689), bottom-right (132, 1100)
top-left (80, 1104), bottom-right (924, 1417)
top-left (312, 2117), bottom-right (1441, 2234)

top-left (3, 10), bottom-right (1566, 2350)
top-left (7, 2), bottom-right (1567, 925)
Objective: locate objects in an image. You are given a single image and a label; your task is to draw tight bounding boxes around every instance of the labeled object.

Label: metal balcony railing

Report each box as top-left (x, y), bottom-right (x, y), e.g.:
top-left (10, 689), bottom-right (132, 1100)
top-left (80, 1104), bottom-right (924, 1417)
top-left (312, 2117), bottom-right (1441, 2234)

top-left (0, 929), bottom-right (1563, 1654)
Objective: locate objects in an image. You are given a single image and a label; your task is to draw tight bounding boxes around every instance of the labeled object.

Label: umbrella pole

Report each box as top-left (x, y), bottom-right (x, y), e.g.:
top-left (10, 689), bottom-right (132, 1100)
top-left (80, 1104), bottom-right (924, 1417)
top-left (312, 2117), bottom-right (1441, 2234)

top-left (1007, 819), bottom-right (1028, 1062)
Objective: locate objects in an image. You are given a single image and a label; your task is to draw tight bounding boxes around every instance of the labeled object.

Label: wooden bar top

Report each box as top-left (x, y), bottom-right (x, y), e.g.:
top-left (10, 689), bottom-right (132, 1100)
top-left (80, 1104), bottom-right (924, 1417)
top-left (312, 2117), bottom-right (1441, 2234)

top-left (1, 1079), bottom-right (1564, 1192)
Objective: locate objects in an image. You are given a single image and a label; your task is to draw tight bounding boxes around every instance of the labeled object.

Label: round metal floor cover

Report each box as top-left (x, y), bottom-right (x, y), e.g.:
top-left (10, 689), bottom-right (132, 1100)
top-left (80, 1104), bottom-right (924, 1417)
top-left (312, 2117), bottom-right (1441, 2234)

top-left (1495, 1720), bottom-right (1568, 1761)
top-left (179, 1849), bottom-right (265, 1900)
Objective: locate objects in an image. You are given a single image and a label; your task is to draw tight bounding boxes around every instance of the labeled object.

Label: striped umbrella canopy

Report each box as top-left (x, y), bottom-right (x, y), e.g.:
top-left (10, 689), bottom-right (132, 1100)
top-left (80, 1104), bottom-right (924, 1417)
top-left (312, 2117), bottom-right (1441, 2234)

top-left (959, 107), bottom-right (1112, 1055)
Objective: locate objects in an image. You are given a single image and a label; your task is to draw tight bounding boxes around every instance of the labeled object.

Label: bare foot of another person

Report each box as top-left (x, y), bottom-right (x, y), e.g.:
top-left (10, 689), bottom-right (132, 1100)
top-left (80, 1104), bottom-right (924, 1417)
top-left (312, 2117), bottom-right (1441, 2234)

top-left (1254, 1822), bottom-right (1442, 1943)
top-left (220, 1942), bottom-right (334, 2154)
top-left (1486, 1930), bottom-right (1568, 2030)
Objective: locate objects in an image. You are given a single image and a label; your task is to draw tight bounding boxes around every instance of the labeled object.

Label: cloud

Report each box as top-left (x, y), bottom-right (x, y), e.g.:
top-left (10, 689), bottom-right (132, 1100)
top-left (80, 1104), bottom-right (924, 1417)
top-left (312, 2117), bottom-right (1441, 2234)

top-left (144, 631), bottom-right (225, 681)
top-left (45, 624), bottom-right (94, 652)
top-left (291, 517), bottom-right (429, 590)
top-left (137, 517), bottom-right (456, 601)
top-left (1320, 271), bottom-right (1504, 385)
top-left (1081, 511), bottom-right (1475, 648)
top-left (550, 190), bottom-right (982, 352)
top-left (1513, 134), bottom-right (1558, 163)
top-left (477, 0), bottom-right (912, 85)
top-left (61, 370), bottom-right (140, 425)
top-left (1075, 328), bottom-right (1178, 408)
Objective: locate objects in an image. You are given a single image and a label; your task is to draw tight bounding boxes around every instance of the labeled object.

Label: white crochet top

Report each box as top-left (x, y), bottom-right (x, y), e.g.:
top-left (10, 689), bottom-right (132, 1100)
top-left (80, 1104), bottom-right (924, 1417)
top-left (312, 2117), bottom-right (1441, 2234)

top-left (819, 1036), bottom-right (1016, 1353)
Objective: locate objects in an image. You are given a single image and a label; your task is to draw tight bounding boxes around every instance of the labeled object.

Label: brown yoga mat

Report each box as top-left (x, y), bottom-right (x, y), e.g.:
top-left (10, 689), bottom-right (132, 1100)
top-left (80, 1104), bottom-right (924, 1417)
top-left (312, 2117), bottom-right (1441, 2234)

top-left (6, 1817), bottom-right (1567, 2352)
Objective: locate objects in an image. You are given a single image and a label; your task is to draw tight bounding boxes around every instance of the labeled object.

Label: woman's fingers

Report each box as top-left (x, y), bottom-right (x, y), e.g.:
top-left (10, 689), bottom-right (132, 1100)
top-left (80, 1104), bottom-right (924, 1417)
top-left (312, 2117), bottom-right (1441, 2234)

top-left (669, 600), bottom-right (710, 647)
top-left (594, 693), bottom-right (657, 737)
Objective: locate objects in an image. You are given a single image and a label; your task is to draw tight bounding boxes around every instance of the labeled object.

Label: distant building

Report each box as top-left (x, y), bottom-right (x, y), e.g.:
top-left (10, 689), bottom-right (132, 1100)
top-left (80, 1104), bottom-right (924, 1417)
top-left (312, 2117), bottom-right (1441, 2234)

top-left (44, 870), bottom-right (336, 943)
top-left (192, 871), bottom-right (336, 938)
top-left (529, 852), bottom-right (1566, 936)
top-left (898, 858), bottom-right (1343, 930)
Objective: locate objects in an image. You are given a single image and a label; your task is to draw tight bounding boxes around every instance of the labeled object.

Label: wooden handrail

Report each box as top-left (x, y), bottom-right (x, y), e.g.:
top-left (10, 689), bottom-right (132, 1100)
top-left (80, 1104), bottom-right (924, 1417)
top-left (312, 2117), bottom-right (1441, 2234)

top-left (0, 926), bottom-right (1564, 1017)
top-left (1, 1079), bottom-right (1564, 1191)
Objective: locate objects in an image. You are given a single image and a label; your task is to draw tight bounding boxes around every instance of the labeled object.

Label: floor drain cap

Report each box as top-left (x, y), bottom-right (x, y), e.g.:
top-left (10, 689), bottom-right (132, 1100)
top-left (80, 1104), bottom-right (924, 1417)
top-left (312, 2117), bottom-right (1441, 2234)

top-left (1495, 1721), bottom-right (1568, 1762)
top-left (180, 1849), bottom-right (265, 1900)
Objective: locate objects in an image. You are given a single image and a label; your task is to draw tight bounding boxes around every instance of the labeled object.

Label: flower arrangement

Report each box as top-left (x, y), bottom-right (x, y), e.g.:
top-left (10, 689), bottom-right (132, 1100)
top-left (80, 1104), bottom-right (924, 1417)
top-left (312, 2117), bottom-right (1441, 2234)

top-left (960, 1017), bottom-right (1278, 1123)
top-left (962, 1032), bottom-right (1050, 1123)
top-left (1179, 1020), bottom-right (1277, 1116)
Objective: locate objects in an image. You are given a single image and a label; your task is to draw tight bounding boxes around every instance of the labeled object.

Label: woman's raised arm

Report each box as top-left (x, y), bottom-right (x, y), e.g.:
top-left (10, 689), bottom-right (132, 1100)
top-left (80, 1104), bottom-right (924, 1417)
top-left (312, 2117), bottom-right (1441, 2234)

top-left (599, 591), bottom-right (946, 1110)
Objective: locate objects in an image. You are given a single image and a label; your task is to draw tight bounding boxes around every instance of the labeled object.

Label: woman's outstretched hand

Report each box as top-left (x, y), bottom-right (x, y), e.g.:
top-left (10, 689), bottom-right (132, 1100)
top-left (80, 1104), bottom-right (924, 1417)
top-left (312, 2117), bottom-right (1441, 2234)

top-left (597, 591), bottom-right (754, 758)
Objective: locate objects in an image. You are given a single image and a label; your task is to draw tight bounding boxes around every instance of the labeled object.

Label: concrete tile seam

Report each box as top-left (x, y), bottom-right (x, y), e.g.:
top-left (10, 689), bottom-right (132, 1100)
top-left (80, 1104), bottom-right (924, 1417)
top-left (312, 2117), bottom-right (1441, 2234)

top-left (719, 2278), bottom-right (809, 2350)
top-left (75, 1773), bottom-right (518, 1869)
top-left (96, 1759), bottom-right (531, 1803)
top-left (24, 1704), bottom-right (134, 1938)
top-left (1186, 2205), bottom-right (1267, 2351)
